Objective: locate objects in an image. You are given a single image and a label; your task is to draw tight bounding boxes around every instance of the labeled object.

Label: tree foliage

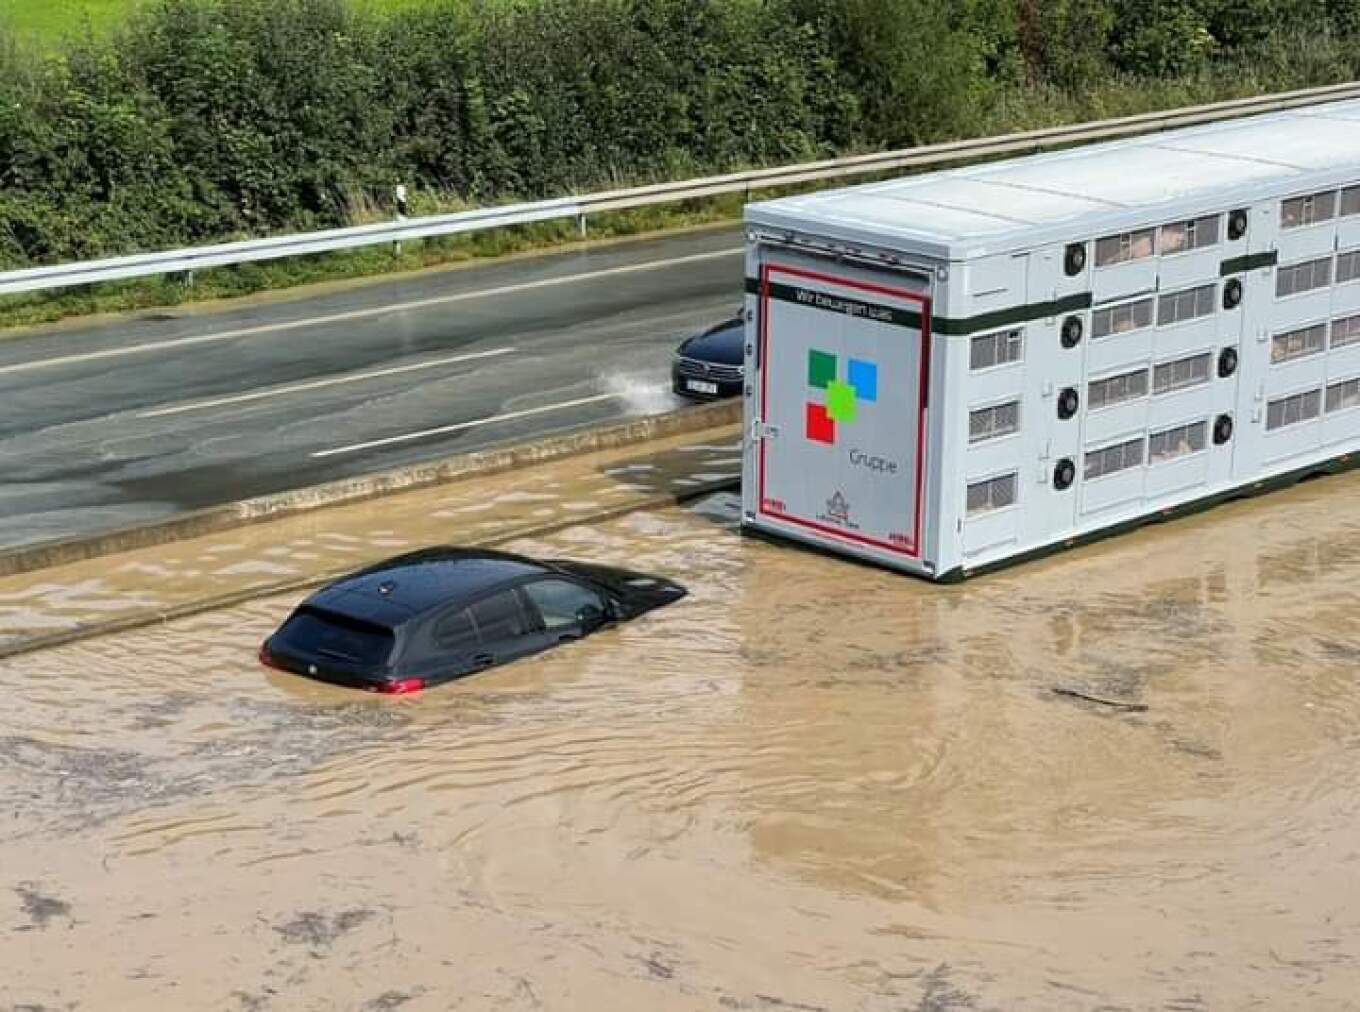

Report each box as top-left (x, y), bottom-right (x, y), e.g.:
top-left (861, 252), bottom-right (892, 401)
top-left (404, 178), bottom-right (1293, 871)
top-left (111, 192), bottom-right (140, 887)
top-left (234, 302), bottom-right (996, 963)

top-left (0, 0), bottom-right (1357, 268)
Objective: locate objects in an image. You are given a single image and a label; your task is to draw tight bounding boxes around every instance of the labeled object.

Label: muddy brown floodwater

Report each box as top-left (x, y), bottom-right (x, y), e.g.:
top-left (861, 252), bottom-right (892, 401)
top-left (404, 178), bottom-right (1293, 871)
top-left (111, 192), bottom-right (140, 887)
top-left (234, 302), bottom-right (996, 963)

top-left (3, 475), bottom-right (1360, 1010)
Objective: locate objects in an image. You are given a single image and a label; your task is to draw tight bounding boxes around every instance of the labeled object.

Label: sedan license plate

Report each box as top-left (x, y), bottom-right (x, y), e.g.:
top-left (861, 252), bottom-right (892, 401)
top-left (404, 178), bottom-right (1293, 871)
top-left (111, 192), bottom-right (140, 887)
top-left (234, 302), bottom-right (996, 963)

top-left (685, 379), bottom-right (719, 395)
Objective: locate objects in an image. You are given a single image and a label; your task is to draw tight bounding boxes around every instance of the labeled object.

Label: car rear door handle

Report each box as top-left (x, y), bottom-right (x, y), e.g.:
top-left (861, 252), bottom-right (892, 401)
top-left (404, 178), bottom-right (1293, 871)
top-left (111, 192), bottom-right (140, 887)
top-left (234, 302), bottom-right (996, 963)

top-left (471, 653), bottom-right (495, 669)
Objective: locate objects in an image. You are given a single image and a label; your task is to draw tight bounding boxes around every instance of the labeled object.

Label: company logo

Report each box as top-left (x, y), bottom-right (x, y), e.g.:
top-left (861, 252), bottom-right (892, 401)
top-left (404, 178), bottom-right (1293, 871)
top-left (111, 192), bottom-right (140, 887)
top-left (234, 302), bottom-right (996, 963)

top-left (805, 348), bottom-right (877, 445)
top-left (817, 490), bottom-right (859, 530)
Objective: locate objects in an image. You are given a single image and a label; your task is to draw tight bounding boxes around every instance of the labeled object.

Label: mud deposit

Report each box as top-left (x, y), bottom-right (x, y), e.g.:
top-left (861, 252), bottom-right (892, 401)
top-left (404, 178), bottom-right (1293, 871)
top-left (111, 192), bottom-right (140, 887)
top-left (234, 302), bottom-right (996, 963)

top-left (3, 476), bottom-right (1360, 1009)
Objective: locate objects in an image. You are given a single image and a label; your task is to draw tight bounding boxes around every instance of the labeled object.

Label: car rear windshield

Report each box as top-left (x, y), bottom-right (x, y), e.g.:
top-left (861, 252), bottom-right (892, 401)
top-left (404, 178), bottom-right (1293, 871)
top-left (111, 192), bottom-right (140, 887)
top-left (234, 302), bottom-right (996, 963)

top-left (274, 607), bottom-right (395, 668)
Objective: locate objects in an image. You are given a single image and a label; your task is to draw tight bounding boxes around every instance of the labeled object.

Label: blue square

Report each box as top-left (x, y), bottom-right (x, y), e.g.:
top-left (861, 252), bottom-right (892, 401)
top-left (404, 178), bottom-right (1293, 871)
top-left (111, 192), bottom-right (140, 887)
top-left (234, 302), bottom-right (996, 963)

top-left (848, 359), bottom-right (878, 403)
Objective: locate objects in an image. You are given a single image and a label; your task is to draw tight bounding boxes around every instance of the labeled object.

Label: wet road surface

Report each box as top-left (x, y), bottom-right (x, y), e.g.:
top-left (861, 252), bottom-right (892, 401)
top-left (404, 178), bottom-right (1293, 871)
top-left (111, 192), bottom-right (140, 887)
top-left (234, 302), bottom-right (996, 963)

top-left (0, 227), bottom-right (743, 548)
top-left (4, 465), bottom-right (1360, 1008)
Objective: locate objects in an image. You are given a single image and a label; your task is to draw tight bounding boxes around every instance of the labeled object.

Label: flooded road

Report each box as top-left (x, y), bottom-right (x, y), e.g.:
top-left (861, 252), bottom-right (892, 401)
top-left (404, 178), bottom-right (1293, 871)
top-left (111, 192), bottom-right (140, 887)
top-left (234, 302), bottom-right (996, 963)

top-left (4, 473), bottom-right (1360, 1009)
top-left (0, 427), bottom-right (741, 650)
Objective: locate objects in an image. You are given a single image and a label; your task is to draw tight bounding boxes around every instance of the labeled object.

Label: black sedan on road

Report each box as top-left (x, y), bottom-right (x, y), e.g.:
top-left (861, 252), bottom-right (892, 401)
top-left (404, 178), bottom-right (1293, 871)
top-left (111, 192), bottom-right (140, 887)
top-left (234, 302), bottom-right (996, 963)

top-left (260, 548), bottom-right (687, 694)
top-left (672, 314), bottom-right (744, 401)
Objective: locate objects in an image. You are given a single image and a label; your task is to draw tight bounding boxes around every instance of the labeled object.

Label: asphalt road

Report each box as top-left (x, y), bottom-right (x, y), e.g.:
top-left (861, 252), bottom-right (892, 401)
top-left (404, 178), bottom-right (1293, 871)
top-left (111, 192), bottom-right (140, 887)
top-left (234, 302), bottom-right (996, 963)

top-left (0, 226), bottom-right (745, 548)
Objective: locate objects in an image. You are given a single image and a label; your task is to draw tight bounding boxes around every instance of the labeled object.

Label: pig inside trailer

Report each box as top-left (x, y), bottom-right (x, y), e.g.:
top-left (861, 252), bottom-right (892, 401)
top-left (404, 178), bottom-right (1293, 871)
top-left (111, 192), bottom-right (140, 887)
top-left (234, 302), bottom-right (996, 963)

top-left (740, 99), bottom-right (1360, 581)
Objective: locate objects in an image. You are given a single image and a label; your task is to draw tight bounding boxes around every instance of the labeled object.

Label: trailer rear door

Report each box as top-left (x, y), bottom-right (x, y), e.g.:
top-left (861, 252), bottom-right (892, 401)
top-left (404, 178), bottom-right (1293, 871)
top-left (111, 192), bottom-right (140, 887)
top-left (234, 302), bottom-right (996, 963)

top-left (752, 250), bottom-right (932, 566)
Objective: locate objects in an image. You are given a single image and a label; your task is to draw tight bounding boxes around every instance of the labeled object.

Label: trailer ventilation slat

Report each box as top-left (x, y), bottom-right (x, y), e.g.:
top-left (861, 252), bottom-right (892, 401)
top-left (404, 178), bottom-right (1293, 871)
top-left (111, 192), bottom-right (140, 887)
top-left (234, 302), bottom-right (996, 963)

top-left (1332, 313), bottom-right (1360, 350)
top-left (1150, 421), bottom-right (1209, 464)
top-left (1281, 190), bottom-right (1338, 229)
top-left (969, 329), bottom-right (1023, 370)
top-left (1326, 378), bottom-right (1360, 414)
top-left (1277, 257), bottom-right (1334, 298)
top-left (1271, 324), bottom-right (1326, 364)
top-left (1338, 251), bottom-right (1360, 285)
top-left (1344, 186), bottom-right (1360, 218)
top-left (1266, 390), bottom-right (1323, 431)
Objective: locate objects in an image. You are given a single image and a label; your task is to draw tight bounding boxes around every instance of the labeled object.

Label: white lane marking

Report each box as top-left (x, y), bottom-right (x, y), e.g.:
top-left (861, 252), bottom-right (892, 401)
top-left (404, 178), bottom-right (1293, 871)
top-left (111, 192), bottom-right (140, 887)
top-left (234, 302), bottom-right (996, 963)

top-left (0, 247), bottom-right (743, 378)
top-left (135, 347), bottom-right (515, 419)
top-left (312, 387), bottom-right (667, 459)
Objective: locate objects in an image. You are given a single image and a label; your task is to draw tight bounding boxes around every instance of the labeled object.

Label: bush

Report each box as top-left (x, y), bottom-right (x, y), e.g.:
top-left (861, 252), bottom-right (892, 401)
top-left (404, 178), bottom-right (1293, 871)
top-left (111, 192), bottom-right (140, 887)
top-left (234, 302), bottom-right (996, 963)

top-left (0, 0), bottom-right (1357, 272)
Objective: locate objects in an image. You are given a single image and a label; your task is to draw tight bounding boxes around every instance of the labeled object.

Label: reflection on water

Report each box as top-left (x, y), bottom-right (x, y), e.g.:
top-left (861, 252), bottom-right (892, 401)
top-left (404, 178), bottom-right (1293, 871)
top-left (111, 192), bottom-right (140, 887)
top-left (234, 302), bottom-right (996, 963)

top-left (4, 477), bottom-right (1360, 1008)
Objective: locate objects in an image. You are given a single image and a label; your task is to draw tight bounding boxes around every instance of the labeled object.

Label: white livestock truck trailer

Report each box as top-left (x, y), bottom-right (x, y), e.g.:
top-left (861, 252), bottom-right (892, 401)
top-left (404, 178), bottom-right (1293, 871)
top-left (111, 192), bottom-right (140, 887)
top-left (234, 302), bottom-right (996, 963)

top-left (740, 99), bottom-right (1360, 581)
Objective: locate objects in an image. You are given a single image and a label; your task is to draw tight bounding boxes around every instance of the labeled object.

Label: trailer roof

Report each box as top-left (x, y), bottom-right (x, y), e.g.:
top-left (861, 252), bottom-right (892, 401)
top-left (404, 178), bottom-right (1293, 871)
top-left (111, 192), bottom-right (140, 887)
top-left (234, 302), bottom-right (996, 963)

top-left (746, 100), bottom-right (1360, 261)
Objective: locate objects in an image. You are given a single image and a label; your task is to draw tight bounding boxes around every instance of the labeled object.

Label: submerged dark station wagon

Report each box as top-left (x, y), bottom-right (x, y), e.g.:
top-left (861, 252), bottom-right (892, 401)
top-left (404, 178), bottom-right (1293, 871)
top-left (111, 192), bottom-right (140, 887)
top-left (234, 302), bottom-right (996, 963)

top-left (260, 548), bottom-right (687, 693)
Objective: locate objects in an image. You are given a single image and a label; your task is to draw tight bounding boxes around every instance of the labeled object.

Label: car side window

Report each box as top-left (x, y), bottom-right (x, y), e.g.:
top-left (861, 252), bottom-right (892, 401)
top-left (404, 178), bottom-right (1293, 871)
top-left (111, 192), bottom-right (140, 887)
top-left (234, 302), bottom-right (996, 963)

top-left (469, 590), bottom-right (530, 642)
top-left (434, 608), bottom-right (479, 651)
top-left (522, 579), bottom-right (605, 631)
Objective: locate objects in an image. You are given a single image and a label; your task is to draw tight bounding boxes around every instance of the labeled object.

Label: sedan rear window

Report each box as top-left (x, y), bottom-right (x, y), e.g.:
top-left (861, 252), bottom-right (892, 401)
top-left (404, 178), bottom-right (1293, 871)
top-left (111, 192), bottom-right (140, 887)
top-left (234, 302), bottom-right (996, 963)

top-left (274, 607), bottom-right (394, 667)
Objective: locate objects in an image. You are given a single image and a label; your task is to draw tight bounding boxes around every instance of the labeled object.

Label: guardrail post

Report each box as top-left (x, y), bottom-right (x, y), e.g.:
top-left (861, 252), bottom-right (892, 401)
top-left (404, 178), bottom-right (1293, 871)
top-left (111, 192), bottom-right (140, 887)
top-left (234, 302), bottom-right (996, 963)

top-left (394, 184), bottom-right (409, 258)
top-left (578, 213), bottom-right (588, 240)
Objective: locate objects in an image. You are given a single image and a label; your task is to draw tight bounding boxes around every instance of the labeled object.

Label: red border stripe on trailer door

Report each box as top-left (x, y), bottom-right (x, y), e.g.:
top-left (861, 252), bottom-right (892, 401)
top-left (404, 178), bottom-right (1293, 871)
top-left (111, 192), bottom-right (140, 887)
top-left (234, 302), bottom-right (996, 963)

top-left (757, 263), bottom-right (930, 559)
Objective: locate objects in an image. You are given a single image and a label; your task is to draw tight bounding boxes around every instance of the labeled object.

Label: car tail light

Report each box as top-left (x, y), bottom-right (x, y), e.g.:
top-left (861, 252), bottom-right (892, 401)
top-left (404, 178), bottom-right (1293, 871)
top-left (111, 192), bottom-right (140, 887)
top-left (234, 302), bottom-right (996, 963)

top-left (258, 644), bottom-right (280, 669)
top-left (373, 678), bottom-right (424, 695)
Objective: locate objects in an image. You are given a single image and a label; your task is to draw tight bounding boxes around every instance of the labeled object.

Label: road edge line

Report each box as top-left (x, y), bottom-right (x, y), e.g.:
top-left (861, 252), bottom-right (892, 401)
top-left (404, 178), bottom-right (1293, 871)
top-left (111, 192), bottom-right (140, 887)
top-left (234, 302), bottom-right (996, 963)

top-left (0, 399), bottom-right (742, 580)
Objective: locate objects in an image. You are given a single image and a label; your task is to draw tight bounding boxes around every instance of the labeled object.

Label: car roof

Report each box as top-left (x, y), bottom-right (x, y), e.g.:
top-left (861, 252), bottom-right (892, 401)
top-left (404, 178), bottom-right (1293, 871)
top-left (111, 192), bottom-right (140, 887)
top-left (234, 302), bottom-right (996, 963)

top-left (306, 547), bottom-right (555, 624)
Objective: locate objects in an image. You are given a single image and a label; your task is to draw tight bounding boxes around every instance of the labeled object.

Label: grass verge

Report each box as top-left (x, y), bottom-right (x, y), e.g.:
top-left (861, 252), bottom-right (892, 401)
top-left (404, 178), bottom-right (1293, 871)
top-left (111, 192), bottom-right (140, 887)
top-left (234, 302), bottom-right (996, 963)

top-left (1, 0), bottom-right (433, 46)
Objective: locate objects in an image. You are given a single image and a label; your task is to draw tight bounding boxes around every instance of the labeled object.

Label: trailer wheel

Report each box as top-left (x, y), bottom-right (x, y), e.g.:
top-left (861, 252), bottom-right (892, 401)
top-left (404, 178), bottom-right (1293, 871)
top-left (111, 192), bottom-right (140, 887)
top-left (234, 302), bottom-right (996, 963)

top-left (1228, 209), bottom-right (1249, 241)
top-left (1057, 387), bottom-right (1080, 420)
top-left (1064, 243), bottom-right (1087, 277)
top-left (1214, 414), bottom-right (1234, 445)
top-left (1223, 278), bottom-right (1243, 310)
top-left (1061, 315), bottom-right (1084, 349)
top-left (1218, 346), bottom-right (1239, 378)
top-left (1053, 458), bottom-right (1076, 491)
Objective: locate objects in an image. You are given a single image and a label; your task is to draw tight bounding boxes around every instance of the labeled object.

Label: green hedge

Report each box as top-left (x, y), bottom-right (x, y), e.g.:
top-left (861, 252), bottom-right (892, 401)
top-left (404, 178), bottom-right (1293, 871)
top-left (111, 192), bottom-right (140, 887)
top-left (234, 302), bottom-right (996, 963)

top-left (1, 0), bottom-right (1358, 270)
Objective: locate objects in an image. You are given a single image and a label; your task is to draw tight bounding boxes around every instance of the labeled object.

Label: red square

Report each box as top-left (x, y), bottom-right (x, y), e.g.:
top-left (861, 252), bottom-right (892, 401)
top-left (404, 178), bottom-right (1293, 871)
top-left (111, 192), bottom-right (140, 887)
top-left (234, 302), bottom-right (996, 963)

top-left (805, 402), bottom-right (836, 445)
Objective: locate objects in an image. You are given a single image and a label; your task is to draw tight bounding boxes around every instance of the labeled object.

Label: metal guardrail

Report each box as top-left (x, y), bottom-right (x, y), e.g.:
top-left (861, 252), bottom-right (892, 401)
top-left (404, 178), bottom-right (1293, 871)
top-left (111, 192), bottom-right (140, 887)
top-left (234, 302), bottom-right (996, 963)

top-left (2, 81), bottom-right (1358, 297)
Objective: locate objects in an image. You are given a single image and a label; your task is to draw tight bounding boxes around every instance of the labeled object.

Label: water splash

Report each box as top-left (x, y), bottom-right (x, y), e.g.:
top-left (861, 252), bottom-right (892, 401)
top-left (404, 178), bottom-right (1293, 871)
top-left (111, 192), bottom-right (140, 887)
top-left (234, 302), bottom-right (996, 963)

top-left (601, 371), bottom-right (678, 417)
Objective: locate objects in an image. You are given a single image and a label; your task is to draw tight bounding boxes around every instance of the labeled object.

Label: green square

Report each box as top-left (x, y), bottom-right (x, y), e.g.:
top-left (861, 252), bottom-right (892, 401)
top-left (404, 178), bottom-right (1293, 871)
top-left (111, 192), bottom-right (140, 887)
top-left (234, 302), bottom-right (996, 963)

top-left (825, 379), bottom-right (857, 423)
top-left (808, 349), bottom-right (837, 390)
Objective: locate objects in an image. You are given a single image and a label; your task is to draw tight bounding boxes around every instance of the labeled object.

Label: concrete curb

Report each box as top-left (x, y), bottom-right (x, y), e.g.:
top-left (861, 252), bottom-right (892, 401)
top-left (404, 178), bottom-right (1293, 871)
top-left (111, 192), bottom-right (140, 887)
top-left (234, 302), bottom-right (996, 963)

top-left (0, 399), bottom-right (742, 579)
top-left (0, 476), bottom-right (740, 661)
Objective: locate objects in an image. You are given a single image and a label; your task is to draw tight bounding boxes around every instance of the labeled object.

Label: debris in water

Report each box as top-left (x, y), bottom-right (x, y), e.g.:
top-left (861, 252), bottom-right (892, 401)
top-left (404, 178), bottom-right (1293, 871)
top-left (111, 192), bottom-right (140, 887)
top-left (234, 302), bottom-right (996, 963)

top-left (274, 908), bottom-right (374, 950)
top-left (1051, 686), bottom-right (1149, 712)
top-left (14, 883), bottom-right (71, 929)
